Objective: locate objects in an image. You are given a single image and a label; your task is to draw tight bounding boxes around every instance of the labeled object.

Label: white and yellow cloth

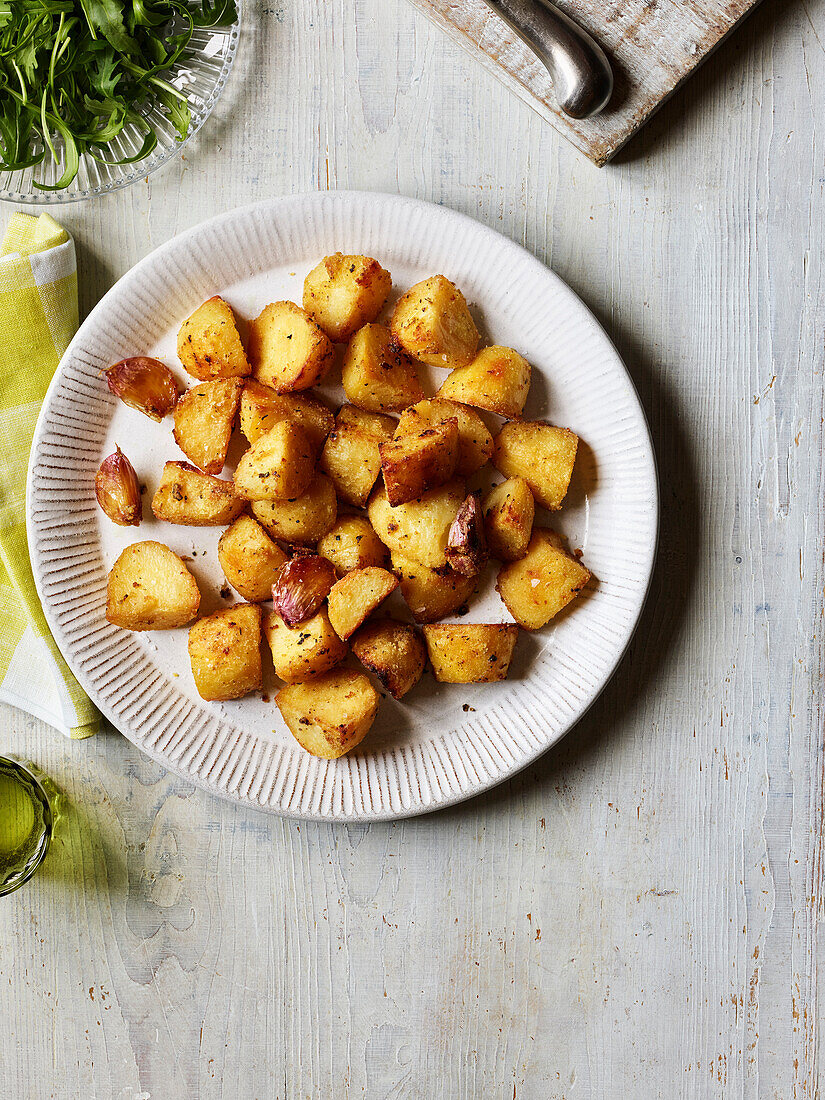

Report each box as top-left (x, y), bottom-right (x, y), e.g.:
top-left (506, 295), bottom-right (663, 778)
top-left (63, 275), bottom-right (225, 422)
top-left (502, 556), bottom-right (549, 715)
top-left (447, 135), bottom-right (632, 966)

top-left (0, 212), bottom-right (99, 739)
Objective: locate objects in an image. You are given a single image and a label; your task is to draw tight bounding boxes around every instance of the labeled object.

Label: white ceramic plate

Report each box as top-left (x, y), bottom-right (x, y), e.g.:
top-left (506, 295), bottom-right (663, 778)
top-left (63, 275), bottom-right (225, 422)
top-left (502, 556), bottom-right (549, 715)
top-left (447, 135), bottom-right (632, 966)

top-left (27, 192), bottom-right (657, 821)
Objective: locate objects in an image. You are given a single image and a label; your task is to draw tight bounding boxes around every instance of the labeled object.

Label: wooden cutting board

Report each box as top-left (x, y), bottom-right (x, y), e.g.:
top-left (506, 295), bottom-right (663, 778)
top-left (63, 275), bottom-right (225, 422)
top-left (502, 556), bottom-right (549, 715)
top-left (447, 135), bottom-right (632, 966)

top-left (407, 0), bottom-right (763, 165)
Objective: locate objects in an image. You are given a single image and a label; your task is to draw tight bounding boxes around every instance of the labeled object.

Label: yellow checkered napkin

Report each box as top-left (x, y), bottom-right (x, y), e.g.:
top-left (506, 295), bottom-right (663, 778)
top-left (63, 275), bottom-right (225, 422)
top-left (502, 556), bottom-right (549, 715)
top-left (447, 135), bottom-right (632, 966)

top-left (0, 212), bottom-right (99, 739)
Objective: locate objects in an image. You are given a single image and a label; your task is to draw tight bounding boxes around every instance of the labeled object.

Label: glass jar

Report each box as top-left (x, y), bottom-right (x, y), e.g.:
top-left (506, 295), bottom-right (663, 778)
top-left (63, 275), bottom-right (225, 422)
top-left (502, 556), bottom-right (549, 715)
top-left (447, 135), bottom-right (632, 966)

top-left (0, 756), bottom-right (53, 896)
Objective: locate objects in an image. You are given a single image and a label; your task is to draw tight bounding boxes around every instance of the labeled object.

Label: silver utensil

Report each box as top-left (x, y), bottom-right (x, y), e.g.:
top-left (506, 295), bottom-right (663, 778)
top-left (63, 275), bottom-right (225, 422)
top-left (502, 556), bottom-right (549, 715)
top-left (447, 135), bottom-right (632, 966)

top-left (479, 0), bottom-right (613, 119)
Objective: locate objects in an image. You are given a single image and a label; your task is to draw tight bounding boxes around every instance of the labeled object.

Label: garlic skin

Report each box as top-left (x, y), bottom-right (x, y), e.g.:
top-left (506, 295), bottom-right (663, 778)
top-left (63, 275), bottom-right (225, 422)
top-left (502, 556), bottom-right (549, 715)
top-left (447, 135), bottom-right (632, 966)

top-left (272, 555), bottom-right (337, 626)
top-left (445, 492), bottom-right (488, 577)
top-left (106, 357), bottom-right (178, 421)
top-left (95, 447), bottom-right (142, 527)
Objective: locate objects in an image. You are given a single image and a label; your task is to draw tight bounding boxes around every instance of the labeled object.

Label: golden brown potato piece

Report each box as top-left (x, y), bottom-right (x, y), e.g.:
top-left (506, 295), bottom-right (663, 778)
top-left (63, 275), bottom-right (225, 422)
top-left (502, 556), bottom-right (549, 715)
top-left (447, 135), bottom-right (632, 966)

top-left (239, 379), bottom-right (334, 452)
top-left (233, 421), bottom-right (314, 501)
top-left (248, 301), bottom-right (335, 392)
top-left (438, 345), bottom-right (530, 419)
top-left (483, 477), bottom-right (535, 562)
top-left (303, 253), bottom-right (392, 342)
top-left (276, 668), bottom-right (379, 759)
top-left (390, 275), bottom-right (478, 369)
top-left (423, 624), bottom-right (518, 683)
top-left (106, 541), bottom-right (200, 630)
top-left (394, 397), bottom-right (493, 477)
top-left (172, 378), bottom-right (243, 474)
top-left (188, 605), bottom-right (263, 701)
top-left (351, 618), bottom-right (426, 699)
top-left (342, 324), bottom-right (424, 413)
top-left (367, 479), bottom-right (466, 570)
top-left (497, 528), bottom-right (590, 630)
top-left (263, 607), bottom-right (348, 684)
top-left (379, 420), bottom-right (459, 506)
top-left (491, 422), bottom-right (578, 511)
top-left (391, 551), bottom-right (477, 624)
top-left (317, 514), bottom-right (390, 576)
top-left (218, 515), bottom-right (288, 602)
top-left (250, 472), bottom-right (337, 544)
top-left (320, 404), bottom-right (397, 507)
top-left (151, 461), bottom-right (245, 526)
top-left (177, 296), bottom-right (250, 381)
top-left (327, 566), bottom-right (400, 640)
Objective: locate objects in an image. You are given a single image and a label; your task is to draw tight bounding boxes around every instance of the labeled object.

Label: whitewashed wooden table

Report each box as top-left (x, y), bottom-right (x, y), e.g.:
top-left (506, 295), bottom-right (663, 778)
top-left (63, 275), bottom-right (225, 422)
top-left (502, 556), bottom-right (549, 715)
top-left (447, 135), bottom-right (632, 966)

top-left (1, 1), bottom-right (822, 1096)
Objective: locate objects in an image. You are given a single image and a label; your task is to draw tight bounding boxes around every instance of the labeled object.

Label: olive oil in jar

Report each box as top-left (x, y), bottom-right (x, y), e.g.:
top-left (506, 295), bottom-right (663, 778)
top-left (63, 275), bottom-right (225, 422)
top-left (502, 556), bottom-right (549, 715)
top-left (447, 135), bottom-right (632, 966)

top-left (0, 757), bottom-right (52, 896)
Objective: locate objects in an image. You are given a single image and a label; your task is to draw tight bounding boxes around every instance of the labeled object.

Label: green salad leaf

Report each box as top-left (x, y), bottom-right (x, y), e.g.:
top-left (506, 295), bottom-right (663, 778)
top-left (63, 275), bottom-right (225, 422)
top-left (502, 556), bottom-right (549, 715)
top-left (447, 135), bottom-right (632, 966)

top-left (0, 0), bottom-right (237, 190)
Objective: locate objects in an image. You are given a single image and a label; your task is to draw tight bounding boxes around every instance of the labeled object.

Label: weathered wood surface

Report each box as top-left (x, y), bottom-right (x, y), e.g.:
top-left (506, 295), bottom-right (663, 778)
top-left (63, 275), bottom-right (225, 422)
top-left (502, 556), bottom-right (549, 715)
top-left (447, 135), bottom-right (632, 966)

top-left (0, 0), bottom-right (822, 1096)
top-left (407, 0), bottom-right (765, 163)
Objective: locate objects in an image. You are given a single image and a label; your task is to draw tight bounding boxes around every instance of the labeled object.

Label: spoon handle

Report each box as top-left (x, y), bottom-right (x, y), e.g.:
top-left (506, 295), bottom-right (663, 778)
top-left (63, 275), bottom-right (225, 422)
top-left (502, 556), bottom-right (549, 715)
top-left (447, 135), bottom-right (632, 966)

top-left (479, 0), bottom-right (613, 119)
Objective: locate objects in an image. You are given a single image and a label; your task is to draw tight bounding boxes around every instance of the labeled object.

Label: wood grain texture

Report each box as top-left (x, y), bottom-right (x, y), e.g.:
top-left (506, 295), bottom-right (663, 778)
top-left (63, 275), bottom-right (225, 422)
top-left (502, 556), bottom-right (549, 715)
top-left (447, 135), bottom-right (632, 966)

top-left (406, 0), bottom-right (765, 163)
top-left (0, 0), bottom-right (822, 1096)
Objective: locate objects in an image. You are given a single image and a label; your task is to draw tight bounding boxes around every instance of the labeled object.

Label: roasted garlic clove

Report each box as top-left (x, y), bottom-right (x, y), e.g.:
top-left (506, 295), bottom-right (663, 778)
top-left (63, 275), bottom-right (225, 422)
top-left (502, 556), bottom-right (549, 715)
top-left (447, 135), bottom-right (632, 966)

top-left (106, 357), bottom-right (178, 421)
top-left (272, 554), bottom-right (337, 626)
top-left (95, 447), bottom-right (142, 527)
top-left (445, 491), bottom-right (488, 577)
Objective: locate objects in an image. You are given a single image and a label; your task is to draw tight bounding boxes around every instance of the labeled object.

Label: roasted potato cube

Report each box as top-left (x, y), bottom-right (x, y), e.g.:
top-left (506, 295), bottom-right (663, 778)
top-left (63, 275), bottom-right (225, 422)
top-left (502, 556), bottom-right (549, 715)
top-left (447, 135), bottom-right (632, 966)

top-left (438, 345), bottom-right (530, 419)
top-left (445, 492), bottom-right (488, 577)
top-left (188, 605), bottom-right (263, 701)
top-left (327, 566), bottom-right (400, 640)
top-left (320, 404), bottom-right (397, 507)
top-left (367, 479), bottom-right (466, 570)
top-left (177, 296), bottom-right (250, 381)
top-left (239, 379), bottom-right (334, 452)
top-left (342, 324), bottom-right (424, 413)
top-left (390, 275), bottom-right (478, 369)
top-left (379, 419), bottom-right (459, 506)
top-left (172, 378), bottom-right (243, 474)
top-left (317, 514), bottom-right (390, 576)
top-left (276, 668), bottom-right (379, 759)
top-left (303, 253), bottom-right (392, 342)
top-left (350, 618), bottom-right (426, 700)
top-left (483, 477), bottom-right (535, 561)
top-left (250, 472), bottom-right (337, 544)
top-left (151, 461), bottom-right (244, 526)
top-left (106, 541), bottom-right (200, 630)
top-left (423, 624), bottom-right (518, 683)
top-left (491, 422), bottom-right (578, 511)
top-left (394, 397), bottom-right (493, 477)
top-left (233, 421), bottom-right (314, 501)
top-left (263, 607), bottom-right (348, 684)
top-left (218, 515), bottom-right (288, 602)
top-left (497, 528), bottom-right (590, 630)
top-left (248, 301), bottom-right (335, 392)
top-left (271, 555), bottom-right (337, 626)
top-left (391, 551), bottom-right (477, 624)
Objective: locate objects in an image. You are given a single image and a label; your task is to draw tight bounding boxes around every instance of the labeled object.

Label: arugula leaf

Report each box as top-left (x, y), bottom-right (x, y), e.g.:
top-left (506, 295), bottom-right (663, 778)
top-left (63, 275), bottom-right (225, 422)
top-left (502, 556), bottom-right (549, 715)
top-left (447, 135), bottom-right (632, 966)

top-left (90, 51), bottom-right (120, 98)
top-left (151, 77), bottom-right (190, 141)
top-left (38, 85), bottom-right (80, 190)
top-left (130, 1), bottom-right (168, 27)
top-left (78, 0), bottom-right (136, 55)
top-left (192, 1), bottom-right (237, 28)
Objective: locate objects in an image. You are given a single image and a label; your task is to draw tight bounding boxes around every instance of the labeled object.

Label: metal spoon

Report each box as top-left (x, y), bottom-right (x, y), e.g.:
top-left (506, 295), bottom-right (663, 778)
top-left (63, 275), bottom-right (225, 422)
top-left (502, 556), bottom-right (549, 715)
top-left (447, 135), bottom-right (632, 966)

top-left (479, 0), bottom-right (613, 119)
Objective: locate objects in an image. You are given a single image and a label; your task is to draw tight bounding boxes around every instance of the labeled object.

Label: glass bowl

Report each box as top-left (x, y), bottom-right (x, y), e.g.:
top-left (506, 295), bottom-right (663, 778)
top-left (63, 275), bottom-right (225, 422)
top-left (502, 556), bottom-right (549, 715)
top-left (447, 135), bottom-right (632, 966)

top-left (0, 4), bottom-right (241, 205)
